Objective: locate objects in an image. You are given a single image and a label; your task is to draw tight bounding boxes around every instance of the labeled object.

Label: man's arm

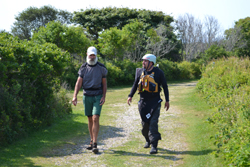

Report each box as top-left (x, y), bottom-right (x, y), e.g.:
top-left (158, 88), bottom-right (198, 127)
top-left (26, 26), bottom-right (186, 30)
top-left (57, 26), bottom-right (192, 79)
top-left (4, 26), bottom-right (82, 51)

top-left (160, 70), bottom-right (170, 111)
top-left (127, 68), bottom-right (142, 106)
top-left (127, 76), bottom-right (140, 105)
top-left (100, 78), bottom-right (107, 105)
top-left (72, 77), bottom-right (83, 106)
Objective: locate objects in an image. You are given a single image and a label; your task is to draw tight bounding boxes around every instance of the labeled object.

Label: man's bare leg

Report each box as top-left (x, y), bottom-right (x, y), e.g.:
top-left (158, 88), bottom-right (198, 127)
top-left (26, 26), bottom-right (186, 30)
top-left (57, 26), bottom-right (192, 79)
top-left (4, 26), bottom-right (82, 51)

top-left (92, 115), bottom-right (100, 143)
top-left (88, 116), bottom-right (93, 141)
top-left (91, 115), bottom-right (99, 153)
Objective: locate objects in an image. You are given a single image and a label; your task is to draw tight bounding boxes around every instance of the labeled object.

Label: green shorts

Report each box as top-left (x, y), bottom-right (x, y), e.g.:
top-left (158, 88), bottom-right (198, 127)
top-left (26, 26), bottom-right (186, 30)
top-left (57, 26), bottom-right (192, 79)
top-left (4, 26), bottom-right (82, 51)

top-left (83, 94), bottom-right (103, 116)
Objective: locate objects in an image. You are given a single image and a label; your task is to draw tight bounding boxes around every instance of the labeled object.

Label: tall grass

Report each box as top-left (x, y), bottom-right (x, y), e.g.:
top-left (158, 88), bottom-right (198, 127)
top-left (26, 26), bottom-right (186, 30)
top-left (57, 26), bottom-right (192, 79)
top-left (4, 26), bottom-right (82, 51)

top-left (196, 57), bottom-right (250, 166)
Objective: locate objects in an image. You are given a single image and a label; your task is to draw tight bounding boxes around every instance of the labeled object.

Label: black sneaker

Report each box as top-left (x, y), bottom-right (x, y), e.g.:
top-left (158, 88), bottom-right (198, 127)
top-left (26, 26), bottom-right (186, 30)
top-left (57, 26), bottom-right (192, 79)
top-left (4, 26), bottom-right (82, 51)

top-left (86, 140), bottom-right (93, 150)
top-left (92, 143), bottom-right (99, 154)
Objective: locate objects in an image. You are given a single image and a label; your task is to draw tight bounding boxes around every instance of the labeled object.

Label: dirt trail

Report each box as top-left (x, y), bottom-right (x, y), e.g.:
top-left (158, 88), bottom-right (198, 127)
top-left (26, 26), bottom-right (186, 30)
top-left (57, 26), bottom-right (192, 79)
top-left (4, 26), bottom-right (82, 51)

top-left (45, 82), bottom-right (196, 166)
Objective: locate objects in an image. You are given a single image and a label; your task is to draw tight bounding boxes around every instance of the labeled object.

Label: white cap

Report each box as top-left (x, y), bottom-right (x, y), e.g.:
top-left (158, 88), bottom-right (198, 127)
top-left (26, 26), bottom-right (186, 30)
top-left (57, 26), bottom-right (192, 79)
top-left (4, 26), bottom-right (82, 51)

top-left (87, 46), bottom-right (97, 56)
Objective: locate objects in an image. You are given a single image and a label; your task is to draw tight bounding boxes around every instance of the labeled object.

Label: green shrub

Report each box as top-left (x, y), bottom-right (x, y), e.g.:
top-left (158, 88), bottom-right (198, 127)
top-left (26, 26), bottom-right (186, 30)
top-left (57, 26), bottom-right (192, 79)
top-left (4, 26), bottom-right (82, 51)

top-left (177, 61), bottom-right (201, 80)
top-left (197, 57), bottom-right (250, 166)
top-left (61, 62), bottom-right (81, 89)
top-left (103, 61), bottom-right (125, 87)
top-left (0, 32), bottom-right (72, 145)
top-left (158, 59), bottom-right (180, 80)
top-left (64, 58), bottom-right (201, 88)
top-left (110, 59), bottom-right (141, 84)
top-left (158, 59), bottom-right (201, 81)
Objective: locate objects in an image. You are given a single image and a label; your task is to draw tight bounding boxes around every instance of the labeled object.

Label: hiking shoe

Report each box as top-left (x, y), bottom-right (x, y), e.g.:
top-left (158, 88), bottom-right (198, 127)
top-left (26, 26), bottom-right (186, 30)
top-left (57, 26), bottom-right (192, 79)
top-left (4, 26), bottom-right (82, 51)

top-left (150, 140), bottom-right (158, 154)
top-left (144, 141), bottom-right (150, 148)
top-left (86, 140), bottom-right (93, 150)
top-left (150, 146), bottom-right (158, 154)
top-left (92, 143), bottom-right (99, 154)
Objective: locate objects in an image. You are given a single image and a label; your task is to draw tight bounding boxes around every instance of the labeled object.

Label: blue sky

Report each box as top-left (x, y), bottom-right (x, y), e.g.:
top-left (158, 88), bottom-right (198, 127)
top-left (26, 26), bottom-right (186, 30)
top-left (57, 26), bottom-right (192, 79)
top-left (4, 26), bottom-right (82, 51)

top-left (0, 0), bottom-right (250, 32)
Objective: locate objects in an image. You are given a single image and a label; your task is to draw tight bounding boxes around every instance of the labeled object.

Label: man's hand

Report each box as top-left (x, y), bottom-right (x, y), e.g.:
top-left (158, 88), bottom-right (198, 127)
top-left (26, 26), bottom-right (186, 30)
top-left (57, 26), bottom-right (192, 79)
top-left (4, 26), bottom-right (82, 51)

top-left (100, 96), bottom-right (105, 105)
top-left (165, 101), bottom-right (170, 111)
top-left (127, 97), bottom-right (132, 106)
top-left (72, 97), bottom-right (77, 106)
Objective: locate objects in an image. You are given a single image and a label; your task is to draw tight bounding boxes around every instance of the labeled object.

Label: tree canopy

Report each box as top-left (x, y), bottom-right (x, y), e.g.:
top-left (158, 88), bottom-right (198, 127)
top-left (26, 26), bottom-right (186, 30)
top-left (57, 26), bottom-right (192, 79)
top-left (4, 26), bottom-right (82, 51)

top-left (72, 7), bottom-right (173, 41)
top-left (234, 17), bottom-right (250, 56)
top-left (11, 5), bottom-right (72, 40)
top-left (31, 21), bottom-right (91, 57)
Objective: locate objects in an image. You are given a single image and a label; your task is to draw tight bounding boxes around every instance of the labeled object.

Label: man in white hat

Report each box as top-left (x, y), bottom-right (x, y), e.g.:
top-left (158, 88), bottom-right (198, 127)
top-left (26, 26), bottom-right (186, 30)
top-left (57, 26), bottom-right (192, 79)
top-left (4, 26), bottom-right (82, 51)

top-left (72, 46), bottom-right (108, 154)
top-left (127, 54), bottom-right (170, 154)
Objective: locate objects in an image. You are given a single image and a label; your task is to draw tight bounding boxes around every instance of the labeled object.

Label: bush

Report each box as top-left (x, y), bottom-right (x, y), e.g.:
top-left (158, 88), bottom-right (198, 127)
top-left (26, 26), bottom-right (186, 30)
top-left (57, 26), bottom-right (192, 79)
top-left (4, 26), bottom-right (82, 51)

top-left (64, 58), bottom-right (201, 88)
top-left (158, 59), bottom-right (180, 80)
top-left (61, 62), bottom-right (81, 89)
top-left (103, 61), bottom-right (125, 87)
top-left (158, 59), bottom-right (201, 81)
top-left (178, 61), bottom-right (201, 80)
top-left (197, 57), bottom-right (250, 166)
top-left (0, 32), bottom-right (72, 145)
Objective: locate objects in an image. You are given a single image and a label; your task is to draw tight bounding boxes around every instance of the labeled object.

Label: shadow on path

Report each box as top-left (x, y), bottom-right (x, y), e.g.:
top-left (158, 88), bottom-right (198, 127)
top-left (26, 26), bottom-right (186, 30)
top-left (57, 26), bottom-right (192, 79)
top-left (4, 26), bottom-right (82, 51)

top-left (159, 148), bottom-right (215, 156)
top-left (104, 149), bottom-right (183, 161)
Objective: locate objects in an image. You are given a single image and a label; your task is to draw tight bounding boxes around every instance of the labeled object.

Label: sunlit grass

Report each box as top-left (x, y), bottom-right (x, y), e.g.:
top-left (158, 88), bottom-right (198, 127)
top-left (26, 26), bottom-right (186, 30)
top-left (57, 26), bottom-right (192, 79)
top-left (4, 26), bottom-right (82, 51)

top-left (0, 81), bottom-right (223, 166)
top-left (170, 81), bottom-right (223, 167)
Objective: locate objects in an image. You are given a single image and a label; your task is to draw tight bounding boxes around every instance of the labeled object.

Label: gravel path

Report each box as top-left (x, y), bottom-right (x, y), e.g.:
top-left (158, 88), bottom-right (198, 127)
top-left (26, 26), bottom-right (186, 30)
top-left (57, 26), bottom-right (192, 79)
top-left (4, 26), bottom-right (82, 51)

top-left (44, 83), bottom-right (195, 166)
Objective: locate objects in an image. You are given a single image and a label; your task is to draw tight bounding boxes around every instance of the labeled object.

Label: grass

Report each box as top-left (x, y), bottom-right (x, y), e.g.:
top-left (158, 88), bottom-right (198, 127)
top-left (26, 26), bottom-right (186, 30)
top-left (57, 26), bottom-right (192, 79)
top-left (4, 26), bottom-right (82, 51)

top-left (169, 81), bottom-right (224, 167)
top-left (0, 80), bottom-right (223, 166)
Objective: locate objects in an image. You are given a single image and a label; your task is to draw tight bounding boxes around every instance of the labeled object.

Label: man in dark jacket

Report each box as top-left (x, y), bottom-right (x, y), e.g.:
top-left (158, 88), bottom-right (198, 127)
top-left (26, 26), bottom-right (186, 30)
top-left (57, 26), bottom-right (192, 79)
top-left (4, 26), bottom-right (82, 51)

top-left (127, 54), bottom-right (170, 154)
top-left (72, 46), bottom-right (108, 154)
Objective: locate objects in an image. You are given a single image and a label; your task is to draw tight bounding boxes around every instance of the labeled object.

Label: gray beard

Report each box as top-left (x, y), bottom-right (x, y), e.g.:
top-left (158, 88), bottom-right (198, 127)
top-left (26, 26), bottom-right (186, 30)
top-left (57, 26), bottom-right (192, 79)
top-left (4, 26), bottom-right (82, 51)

top-left (86, 56), bottom-right (98, 65)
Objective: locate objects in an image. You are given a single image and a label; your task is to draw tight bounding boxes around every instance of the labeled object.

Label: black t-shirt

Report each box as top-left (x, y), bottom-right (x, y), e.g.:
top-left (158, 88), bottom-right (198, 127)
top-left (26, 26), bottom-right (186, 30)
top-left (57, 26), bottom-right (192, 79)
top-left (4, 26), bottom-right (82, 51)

top-left (128, 67), bottom-right (169, 102)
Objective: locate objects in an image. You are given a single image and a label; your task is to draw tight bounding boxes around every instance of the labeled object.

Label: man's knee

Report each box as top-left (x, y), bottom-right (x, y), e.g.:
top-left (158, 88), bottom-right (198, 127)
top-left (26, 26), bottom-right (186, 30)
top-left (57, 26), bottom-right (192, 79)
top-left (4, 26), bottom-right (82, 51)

top-left (92, 115), bottom-right (100, 123)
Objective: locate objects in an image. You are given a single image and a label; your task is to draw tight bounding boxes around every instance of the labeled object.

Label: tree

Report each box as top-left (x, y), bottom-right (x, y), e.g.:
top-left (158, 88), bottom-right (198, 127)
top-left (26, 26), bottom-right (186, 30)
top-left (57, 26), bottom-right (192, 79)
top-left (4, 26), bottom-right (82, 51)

top-left (72, 7), bottom-right (173, 42)
top-left (98, 20), bottom-right (147, 61)
top-left (204, 44), bottom-right (228, 61)
top-left (175, 13), bottom-right (223, 61)
top-left (203, 15), bottom-right (223, 46)
top-left (98, 20), bottom-right (180, 62)
top-left (224, 26), bottom-right (247, 52)
top-left (233, 17), bottom-right (250, 56)
top-left (11, 5), bottom-right (72, 40)
top-left (122, 20), bottom-right (149, 61)
top-left (146, 24), bottom-right (178, 59)
top-left (175, 13), bottom-right (204, 61)
top-left (98, 27), bottom-right (124, 59)
top-left (31, 21), bottom-right (91, 57)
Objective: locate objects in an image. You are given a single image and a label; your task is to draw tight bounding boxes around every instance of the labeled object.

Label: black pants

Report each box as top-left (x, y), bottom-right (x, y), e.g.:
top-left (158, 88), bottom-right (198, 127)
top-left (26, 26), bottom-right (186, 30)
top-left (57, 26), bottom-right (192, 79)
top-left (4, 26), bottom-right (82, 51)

top-left (141, 103), bottom-right (161, 143)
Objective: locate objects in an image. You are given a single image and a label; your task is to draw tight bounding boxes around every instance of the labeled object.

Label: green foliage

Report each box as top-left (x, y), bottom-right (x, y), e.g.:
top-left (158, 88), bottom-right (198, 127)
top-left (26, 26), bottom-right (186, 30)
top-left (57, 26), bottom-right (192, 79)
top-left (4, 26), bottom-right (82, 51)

top-left (0, 32), bottom-right (72, 145)
top-left (196, 57), bottom-right (250, 166)
top-left (61, 62), bottom-right (81, 89)
top-left (178, 61), bottom-right (201, 79)
top-left (204, 44), bottom-right (228, 60)
top-left (234, 17), bottom-right (250, 57)
top-left (65, 58), bottom-right (201, 88)
top-left (98, 58), bottom-right (141, 87)
top-left (98, 27), bottom-right (125, 59)
top-left (72, 7), bottom-right (173, 42)
top-left (110, 59), bottom-right (141, 84)
top-left (158, 59), bottom-right (180, 80)
top-left (195, 44), bottom-right (229, 65)
top-left (11, 5), bottom-right (72, 40)
top-left (98, 20), bottom-right (149, 61)
top-left (158, 59), bottom-right (201, 80)
top-left (32, 21), bottom-right (91, 57)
